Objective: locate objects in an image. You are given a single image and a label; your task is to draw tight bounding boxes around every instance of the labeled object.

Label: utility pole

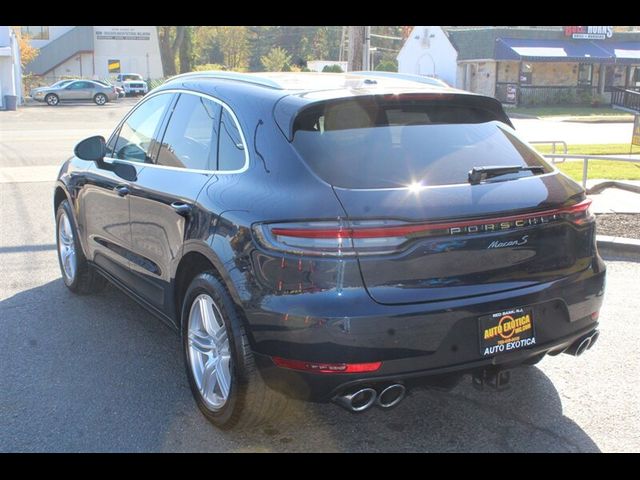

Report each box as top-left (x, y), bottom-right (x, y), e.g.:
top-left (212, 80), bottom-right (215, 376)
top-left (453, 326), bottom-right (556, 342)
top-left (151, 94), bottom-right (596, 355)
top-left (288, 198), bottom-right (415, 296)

top-left (339, 26), bottom-right (346, 62)
top-left (363, 26), bottom-right (371, 70)
top-left (347, 26), bottom-right (365, 71)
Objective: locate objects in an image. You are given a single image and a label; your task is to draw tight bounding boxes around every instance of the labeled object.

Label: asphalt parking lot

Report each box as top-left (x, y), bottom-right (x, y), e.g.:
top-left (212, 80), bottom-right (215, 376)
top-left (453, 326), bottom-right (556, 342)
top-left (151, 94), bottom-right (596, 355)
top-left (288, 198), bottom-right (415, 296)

top-left (1, 101), bottom-right (639, 452)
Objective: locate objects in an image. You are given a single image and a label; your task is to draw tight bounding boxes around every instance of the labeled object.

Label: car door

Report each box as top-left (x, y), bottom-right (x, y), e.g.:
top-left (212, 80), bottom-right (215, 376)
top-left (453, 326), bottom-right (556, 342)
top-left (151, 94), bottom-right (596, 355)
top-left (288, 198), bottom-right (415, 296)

top-left (81, 92), bottom-right (175, 288)
top-left (62, 81), bottom-right (87, 100)
top-left (127, 92), bottom-right (227, 316)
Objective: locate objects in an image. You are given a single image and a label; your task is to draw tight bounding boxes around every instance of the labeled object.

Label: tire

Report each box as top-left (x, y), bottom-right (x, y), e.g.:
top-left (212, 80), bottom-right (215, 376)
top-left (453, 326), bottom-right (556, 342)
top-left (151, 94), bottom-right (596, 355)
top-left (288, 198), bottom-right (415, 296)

top-left (45, 93), bottom-right (59, 106)
top-left (56, 199), bottom-right (107, 294)
top-left (94, 93), bottom-right (107, 105)
top-left (181, 272), bottom-right (290, 430)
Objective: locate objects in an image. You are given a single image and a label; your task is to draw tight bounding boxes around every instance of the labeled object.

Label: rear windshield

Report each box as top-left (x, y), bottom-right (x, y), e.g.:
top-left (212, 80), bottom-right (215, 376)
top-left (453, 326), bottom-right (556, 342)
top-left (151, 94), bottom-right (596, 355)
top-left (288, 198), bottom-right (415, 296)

top-left (291, 99), bottom-right (552, 189)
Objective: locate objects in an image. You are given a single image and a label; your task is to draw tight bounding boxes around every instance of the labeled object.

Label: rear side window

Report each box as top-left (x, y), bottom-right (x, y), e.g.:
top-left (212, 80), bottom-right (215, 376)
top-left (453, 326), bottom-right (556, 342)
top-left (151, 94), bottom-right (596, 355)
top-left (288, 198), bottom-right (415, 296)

top-left (218, 109), bottom-right (246, 171)
top-left (156, 93), bottom-right (221, 170)
top-left (291, 99), bottom-right (551, 189)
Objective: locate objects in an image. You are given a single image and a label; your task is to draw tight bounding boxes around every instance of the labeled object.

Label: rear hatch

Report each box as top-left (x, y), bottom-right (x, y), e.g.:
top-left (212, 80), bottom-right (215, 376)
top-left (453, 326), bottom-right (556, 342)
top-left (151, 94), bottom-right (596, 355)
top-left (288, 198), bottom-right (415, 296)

top-left (286, 94), bottom-right (595, 304)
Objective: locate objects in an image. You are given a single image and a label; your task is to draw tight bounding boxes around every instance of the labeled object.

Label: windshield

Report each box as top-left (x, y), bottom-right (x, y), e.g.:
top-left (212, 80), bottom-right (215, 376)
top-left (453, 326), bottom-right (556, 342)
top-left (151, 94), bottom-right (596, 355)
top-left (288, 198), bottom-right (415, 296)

top-left (291, 99), bottom-right (552, 189)
top-left (122, 74), bottom-right (143, 81)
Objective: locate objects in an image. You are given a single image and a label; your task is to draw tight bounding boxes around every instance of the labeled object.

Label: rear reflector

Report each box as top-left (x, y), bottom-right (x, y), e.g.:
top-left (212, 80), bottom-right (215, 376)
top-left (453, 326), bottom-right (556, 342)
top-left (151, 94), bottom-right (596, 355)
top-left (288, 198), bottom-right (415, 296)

top-left (272, 356), bottom-right (382, 374)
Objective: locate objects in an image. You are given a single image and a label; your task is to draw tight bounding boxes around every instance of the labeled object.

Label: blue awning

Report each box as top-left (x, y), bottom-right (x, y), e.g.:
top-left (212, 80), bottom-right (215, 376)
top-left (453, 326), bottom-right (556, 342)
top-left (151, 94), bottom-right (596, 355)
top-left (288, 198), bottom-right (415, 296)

top-left (495, 38), bottom-right (614, 63)
top-left (594, 41), bottom-right (640, 64)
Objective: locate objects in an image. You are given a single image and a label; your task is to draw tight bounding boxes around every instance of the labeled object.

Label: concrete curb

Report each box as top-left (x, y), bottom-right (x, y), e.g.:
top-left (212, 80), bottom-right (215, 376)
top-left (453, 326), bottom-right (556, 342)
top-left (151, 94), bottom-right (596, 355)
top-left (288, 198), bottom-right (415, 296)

top-left (588, 181), bottom-right (640, 195)
top-left (597, 235), bottom-right (640, 260)
top-left (558, 117), bottom-right (634, 124)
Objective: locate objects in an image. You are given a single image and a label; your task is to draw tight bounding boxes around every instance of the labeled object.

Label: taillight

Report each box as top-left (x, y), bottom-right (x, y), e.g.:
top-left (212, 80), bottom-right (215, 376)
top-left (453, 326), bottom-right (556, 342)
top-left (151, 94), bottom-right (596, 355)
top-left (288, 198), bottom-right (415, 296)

top-left (562, 198), bottom-right (594, 226)
top-left (272, 356), bottom-right (382, 374)
top-left (253, 199), bottom-right (594, 257)
top-left (253, 219), bottom-right (418, 257)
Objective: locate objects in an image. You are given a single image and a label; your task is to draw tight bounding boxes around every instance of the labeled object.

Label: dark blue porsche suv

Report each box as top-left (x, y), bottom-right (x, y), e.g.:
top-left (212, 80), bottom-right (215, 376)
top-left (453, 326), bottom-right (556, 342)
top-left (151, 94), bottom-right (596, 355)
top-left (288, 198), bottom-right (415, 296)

top-left (54, 71), bottom-right (606, 429)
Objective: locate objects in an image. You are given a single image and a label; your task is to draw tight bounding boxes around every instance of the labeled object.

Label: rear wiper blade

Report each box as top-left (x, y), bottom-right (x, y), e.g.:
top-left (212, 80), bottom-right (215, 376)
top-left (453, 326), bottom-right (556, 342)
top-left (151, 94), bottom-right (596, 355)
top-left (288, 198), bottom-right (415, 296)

top-left (468, 165), bottom-right (545, 185)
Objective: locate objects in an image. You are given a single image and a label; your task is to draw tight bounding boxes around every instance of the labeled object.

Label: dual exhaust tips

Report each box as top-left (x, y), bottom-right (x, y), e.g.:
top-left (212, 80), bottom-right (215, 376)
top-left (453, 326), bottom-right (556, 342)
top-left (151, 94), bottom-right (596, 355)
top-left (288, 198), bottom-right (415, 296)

top-left (564, 330), bottom-right (599, 357)
top-left (334, 384), bottom-right (406, 413)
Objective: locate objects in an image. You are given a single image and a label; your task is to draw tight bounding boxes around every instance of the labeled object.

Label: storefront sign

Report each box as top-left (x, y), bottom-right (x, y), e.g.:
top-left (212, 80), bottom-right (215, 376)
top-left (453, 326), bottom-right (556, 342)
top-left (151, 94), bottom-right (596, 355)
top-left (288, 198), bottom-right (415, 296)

top-left (96, 28), bottom-right (152, 41)
top-left (633, 115), bottom-right (640, 147)
top-left (505, 84), bottom-right (518, 104)
top-left (108, 59), bottom-right (121, 73)
top-left (563, 26), bottom-right (613, 40)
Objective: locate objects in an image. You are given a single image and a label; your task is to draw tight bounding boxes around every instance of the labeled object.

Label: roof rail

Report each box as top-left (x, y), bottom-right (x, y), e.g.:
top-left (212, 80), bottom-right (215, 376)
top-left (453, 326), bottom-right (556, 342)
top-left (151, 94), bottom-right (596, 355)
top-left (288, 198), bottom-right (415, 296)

top-left (164, 71), bottom-right (283, 89)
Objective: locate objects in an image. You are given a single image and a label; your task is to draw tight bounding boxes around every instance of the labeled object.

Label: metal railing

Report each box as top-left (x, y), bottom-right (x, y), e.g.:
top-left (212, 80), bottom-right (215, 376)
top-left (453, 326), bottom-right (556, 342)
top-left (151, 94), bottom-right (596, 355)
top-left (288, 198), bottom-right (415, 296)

top-left (543, 153), bottom-right (640, 188)
top-left (519, 86), bottom-right (599, 106)
top-left (530, 140), bottom-right (568, 163)
top-left (610, 87), bottom-right (640, 113)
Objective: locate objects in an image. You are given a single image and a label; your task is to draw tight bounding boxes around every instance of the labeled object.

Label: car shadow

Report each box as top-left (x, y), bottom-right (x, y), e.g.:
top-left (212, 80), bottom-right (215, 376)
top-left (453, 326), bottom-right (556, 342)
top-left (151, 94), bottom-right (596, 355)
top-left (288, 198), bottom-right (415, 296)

top-left (0, 278), bottom-right (600, 452)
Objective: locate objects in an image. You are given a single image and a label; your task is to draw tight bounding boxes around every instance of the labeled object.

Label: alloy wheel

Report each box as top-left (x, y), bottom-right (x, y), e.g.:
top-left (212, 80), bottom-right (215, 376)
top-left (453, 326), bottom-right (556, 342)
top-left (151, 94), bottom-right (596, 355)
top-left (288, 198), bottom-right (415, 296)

top-left (187, 293), bottom-right (232, 411)
top-left (57, 211), bottom-right (77, 282)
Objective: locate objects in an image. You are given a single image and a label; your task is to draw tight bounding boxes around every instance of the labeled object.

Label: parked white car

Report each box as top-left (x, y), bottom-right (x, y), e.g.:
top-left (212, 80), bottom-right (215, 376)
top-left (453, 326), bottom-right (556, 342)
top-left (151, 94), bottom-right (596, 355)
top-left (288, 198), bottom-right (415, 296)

top-left (114, 73), bottom-right (148, 97)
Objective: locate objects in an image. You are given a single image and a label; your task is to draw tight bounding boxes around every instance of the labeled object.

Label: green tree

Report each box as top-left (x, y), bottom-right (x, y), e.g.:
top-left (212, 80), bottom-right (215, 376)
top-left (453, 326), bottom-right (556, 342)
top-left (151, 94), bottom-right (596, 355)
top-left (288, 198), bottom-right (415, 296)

top-left (261, 47), bottom-right (292, 72)
top-left (193, 26), bottom-right (224, 65)
top-left (216, 26), bottom-right (250, 71)
top-left (312, 27), bottom-right (330, 59)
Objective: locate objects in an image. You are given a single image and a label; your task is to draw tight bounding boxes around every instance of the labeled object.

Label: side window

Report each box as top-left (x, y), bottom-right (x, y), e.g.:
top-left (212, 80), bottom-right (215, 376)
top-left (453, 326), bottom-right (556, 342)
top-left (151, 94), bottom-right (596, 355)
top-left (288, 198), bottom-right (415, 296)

top-left (66, 82), bottom-right (82, 90)
top-left (109, 93), bottom-right (173, 163)
top-left (156, 94), bottom-right (220, 170)
top-left (218, 108), bottom-right (246, 171)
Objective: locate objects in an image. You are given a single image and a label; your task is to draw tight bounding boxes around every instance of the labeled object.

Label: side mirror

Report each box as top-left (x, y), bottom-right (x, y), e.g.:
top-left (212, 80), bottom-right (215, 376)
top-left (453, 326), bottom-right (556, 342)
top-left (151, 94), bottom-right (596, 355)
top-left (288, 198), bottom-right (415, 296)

top-left (74, 136), bottom-right (106, 162)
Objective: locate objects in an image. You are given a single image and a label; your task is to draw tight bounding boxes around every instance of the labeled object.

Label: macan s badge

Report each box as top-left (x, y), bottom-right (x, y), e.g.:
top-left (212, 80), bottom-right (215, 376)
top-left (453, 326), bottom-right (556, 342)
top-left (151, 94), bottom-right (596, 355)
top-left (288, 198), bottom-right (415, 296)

top-left (487, 235), bottom-right (529, 249)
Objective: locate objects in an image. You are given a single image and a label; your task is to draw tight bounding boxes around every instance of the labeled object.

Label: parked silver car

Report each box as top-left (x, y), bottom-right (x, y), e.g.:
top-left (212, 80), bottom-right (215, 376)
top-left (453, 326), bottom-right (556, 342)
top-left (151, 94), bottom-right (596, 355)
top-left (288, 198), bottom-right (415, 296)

top-left (31, 79), bottom-right (118, 106)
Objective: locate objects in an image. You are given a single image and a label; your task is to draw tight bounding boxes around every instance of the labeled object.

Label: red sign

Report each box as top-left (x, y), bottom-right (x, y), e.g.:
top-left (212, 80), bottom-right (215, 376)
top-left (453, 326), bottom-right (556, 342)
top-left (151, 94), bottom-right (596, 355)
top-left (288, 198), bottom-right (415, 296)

top-left (564, 26), bottom-right (613, 39)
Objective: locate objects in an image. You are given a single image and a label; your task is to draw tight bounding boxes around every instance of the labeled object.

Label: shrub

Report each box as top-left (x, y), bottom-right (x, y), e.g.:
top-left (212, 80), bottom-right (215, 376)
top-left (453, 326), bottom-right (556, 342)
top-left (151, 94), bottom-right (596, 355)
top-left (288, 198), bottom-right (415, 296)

top-left (193, 64), bottom-right (226, 71)
top-left (375, 60), bottom-right (398, 72)
top-left (322, 64), bottom-right (344, 73)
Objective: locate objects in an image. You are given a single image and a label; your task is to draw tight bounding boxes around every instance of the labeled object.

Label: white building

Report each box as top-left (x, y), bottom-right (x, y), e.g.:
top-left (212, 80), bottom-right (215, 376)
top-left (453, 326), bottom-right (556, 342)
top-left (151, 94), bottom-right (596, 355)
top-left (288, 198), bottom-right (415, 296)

top-left (0, 26), bottom-right (22, 109)
top-left (397, 27), bottom-right (459, 87)
top-left (24, 26), bottom-right (164, 81)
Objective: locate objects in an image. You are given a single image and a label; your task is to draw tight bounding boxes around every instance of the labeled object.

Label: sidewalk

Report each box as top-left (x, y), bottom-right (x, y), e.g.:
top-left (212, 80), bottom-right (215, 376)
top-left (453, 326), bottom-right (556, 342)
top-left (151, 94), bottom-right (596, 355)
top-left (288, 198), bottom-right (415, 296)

top-left (587, 179), bottom-right (640, 214)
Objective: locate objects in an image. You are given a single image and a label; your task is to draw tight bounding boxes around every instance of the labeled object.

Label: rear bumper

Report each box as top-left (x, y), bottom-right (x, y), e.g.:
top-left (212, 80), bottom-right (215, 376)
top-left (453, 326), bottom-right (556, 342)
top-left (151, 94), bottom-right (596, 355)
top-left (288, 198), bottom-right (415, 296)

top-left (247, 259), bottom-right (606, 401)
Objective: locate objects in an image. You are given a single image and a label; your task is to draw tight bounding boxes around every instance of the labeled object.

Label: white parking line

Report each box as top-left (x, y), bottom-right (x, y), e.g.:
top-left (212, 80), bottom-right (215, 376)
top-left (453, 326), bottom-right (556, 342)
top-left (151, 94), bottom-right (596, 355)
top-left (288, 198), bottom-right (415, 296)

top-left (0, 166), bottom-right (60, 183)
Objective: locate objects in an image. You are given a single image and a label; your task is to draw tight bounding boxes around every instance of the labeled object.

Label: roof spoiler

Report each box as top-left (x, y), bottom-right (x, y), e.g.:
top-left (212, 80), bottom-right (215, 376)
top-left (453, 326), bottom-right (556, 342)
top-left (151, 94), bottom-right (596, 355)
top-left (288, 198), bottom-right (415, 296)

top-left (274, 92), bottom-right (514, 142)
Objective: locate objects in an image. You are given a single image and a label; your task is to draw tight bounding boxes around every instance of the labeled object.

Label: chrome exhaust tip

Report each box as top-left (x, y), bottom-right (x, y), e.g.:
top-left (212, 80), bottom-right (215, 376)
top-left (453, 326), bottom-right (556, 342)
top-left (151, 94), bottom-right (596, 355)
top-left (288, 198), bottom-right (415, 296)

top-left (564, 330), bottom-right (599, 357)
top-left (376, 384), bottom-right (406, 409)
top-left (334, 388), bottom-right (377, 413)
top-left (575, 337), bottom-right (591, 356)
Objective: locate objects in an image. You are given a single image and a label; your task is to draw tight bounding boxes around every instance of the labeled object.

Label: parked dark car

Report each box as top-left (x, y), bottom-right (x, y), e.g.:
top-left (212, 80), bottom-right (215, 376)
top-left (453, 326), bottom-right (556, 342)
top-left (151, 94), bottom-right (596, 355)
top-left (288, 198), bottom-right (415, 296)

top-left (54, 71), bottom-right (606, 429)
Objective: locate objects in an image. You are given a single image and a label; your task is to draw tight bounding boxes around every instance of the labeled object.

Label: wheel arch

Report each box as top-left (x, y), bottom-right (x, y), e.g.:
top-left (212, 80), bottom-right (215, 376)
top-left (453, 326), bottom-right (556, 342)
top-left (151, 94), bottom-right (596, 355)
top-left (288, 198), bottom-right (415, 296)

top-left (173, 243), bottom-right (248, 330)
top-left (53, 183), bottom-right (71, 214)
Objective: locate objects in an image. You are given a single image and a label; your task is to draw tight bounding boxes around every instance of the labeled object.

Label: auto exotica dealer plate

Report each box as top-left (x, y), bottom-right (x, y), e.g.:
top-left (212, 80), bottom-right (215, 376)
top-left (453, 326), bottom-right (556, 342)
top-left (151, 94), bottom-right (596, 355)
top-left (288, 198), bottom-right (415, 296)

top-left (479, 307), bottom-right (536, 357)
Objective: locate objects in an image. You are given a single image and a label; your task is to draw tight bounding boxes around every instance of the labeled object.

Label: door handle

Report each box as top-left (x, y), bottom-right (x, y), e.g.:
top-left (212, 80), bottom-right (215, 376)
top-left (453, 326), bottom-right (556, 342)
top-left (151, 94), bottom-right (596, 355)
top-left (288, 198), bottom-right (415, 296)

top-left (114, 185), bottom-right (130, 197)
top-left (171, 202), bottom-right (192, 217)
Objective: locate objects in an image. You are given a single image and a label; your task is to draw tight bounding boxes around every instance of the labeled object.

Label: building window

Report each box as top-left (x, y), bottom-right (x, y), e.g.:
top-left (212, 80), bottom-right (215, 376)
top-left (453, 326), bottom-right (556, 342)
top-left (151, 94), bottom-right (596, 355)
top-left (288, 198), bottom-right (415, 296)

top-left (578, 63), bottom-right (593, 87)
top-left (20, 26), bottom-right (49, 40)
